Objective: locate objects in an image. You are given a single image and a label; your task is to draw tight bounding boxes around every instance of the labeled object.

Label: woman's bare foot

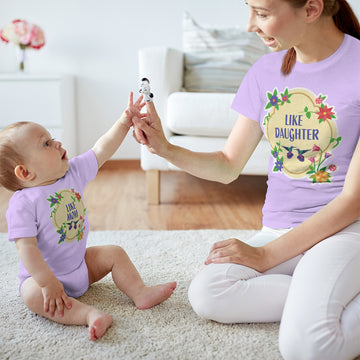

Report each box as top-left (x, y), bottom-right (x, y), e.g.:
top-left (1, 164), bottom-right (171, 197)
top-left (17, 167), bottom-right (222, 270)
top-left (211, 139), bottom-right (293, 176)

top-left (88, 309), bottom-right (113, 341)
top-left (134, 282), bottom-right (177, 310)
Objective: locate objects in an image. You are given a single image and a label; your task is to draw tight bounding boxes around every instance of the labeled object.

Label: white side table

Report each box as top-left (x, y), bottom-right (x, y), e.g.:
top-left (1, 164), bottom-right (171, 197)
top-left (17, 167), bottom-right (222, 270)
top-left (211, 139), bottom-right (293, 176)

top-left (0, 74), bottom-right (76, 157)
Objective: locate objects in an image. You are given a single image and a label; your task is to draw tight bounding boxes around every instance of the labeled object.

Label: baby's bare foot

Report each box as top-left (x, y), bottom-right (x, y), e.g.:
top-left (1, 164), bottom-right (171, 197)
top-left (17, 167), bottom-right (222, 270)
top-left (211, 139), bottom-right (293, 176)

top-left (88, 310), bottom-right (113, 341)
top-left (135, 281), bottom-right (177, 310)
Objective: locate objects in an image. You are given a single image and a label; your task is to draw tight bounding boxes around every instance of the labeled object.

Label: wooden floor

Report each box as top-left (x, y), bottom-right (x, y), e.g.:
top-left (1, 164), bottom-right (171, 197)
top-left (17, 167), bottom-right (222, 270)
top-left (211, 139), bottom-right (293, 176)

top-left (0, 160), bottom-right (267, 232)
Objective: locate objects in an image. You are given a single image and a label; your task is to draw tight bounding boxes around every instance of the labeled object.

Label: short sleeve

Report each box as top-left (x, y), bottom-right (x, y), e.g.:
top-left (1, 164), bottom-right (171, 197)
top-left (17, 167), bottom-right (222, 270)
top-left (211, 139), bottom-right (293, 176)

top-left (231, 59), bottom-right (263, 124)
top-left (6, 193), bottom-right (37, 242)
top-left (68, 149), bottom-right (98, 188)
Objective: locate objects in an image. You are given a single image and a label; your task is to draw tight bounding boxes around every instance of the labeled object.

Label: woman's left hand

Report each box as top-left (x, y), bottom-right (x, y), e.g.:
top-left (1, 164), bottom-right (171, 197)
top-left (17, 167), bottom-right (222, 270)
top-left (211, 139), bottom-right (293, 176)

top-left (205, 238), bottom-right (266, 272)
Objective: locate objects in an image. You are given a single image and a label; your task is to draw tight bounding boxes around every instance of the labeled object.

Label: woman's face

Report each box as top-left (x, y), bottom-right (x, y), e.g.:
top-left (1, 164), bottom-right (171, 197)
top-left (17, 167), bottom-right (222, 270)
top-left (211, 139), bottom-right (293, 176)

top-left (246, 0), bottom-right (306, 52)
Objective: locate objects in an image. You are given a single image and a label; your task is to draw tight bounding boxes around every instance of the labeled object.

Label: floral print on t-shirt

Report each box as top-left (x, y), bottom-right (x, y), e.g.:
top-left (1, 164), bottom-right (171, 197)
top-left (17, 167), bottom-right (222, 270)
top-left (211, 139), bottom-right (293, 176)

top-left (47, 188), bottom-right (86, 244)
top-left (263, 87), bottom-right (342, 183)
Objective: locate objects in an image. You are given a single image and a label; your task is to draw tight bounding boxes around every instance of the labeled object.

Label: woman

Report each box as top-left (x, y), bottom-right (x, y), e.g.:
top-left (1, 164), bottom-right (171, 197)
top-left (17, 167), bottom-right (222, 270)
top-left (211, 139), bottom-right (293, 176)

top-left (134, 1), bottom-right (360, 358)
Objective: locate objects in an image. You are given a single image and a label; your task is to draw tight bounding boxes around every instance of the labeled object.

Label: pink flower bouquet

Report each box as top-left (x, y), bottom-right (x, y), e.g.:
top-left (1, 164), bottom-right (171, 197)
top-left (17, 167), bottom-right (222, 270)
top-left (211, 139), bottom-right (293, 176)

top-left (0, 19), bottom-right (45, 71)
top-left (0, 19), bottom-right (45, 49)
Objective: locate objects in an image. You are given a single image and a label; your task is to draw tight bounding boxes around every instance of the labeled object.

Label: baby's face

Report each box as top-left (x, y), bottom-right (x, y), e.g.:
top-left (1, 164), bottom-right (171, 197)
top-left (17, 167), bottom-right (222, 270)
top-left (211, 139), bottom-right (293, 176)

top-left (16, 123), bottom-right (69, 187)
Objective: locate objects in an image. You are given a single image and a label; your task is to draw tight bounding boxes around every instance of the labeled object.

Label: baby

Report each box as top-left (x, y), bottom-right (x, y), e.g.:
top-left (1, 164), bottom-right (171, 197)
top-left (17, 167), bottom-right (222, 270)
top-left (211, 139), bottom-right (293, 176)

top-left (0, 92), bottom-right (176, 341)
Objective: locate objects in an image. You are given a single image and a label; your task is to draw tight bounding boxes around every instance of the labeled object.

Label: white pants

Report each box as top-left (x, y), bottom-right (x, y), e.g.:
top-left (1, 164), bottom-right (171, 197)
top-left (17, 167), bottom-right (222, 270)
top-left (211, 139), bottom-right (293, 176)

top-left (188, 221), bottom-right (360, 360)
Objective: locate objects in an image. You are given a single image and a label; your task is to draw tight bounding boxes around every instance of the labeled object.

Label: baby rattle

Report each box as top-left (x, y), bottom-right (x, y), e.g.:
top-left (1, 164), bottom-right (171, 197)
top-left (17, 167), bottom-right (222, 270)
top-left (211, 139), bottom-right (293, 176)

top-left (139, 77), bottom-right (154, 103)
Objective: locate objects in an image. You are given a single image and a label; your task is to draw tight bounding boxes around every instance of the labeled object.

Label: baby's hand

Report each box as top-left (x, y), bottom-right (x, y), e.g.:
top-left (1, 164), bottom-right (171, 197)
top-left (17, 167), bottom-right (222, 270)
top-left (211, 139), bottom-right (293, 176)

top-left (124, 92), bottom-right (147, 127)
top-left (41, 278), bottom-right (72, 317)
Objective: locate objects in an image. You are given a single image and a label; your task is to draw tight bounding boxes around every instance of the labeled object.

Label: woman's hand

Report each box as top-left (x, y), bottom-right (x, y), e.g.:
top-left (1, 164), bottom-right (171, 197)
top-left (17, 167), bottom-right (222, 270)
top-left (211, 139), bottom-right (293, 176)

top-left (205, 238), bottom-right (267, 272)
top-left (132, 101), bottom-right (169, 157)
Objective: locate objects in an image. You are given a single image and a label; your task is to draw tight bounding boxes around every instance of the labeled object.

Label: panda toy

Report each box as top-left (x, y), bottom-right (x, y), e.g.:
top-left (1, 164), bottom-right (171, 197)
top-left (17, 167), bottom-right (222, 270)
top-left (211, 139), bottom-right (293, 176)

top-left (139, 77), bottom-right (154, 103)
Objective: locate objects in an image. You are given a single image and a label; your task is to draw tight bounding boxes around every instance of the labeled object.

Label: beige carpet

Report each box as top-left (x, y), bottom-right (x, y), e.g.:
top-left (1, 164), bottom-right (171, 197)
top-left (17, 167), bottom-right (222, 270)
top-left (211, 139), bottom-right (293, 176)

top-left (0, 230), bottom-right (282, 360)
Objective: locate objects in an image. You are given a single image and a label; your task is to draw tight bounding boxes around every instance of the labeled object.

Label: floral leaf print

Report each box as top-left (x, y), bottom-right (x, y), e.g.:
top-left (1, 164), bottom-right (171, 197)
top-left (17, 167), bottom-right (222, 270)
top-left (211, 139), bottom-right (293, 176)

top-left (305, 96), bottom-right (338, 183)
top-left (47, 195), bottom-right (59, 208)
top-left (263, 88), bottom-right (293, 125)
top-left (273, 158), bottom-right (284, 172)
top-left (47, 192), bottom-right (63, 208)
top-left (57, 224), bottom-right (67, 244)
top-left (48, 188), bottom-right (87, 245)
top-left (301, 94), bottom-right (335, 123)
top-left (271, 142), bottom-right (284, 172)
top-left (303, 106), bottom-right (311, 119)
top-left (77, 228), bottom-right (84, 242)
top-left (316, 104), bottom-right (335, 123)
top-left (271, 142), bottom-right (283, 158)
top-left (263, 112), bottom-right (271, 126)
top-left (329, 136), bottom-right (342, 149)
top-left (264, 88), bottom-right (341, 183)
top-left (280, 88), bottom-right (292, 104)
top-left (306, 143), bottom-right (337, 183)
top-left (301, 106), bottom-right (319, 120)
top-left (265, 89), bottom-right (280, 110)
top-left (309, 170), bottom-right (331, 184)
top-left (315, 94), bottom-right (327, 104)
top-left (312, 144), bottom-right (321, 152)
top-left (70, 188), bottom-right (82, 202)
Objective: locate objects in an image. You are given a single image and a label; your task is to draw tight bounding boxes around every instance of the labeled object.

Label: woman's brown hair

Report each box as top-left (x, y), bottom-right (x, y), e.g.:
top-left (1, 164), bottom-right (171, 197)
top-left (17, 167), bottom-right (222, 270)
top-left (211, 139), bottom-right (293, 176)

top-left (0, 122), bottom-right (30, 191)
top-left (281, 0), bottom-right (360, 75)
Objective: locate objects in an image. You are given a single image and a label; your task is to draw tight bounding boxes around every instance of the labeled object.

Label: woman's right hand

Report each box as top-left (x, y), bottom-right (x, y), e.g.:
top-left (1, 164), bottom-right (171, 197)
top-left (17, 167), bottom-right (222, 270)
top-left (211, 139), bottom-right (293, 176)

top-left (132, 101), bottom-right (169, 157)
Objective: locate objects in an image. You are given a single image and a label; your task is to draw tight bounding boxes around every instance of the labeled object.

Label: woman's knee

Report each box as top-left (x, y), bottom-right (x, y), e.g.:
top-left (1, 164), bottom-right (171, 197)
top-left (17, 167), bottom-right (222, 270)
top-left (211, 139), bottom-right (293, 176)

top-left (188, 271), bottom-right (215, 319)
top-left (188, 264), bottom-right (232, 321)
top-left (279, 333), bottom-right (333, 360)
top-left (279, 316), bottom-right (344, 360)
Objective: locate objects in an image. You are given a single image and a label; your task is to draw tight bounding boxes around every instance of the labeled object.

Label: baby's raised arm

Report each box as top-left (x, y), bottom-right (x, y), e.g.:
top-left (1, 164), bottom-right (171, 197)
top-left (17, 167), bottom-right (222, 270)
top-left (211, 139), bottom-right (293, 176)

top-left (15, 237), bottom-right (72, 317)
top-left (92, 92), bottom-right (146, 168)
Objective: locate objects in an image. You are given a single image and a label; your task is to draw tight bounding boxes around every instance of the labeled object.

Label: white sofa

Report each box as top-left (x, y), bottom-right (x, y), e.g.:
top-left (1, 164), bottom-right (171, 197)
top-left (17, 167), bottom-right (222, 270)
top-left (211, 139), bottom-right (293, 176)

top-left (139, 47), bottom-right (271, 204)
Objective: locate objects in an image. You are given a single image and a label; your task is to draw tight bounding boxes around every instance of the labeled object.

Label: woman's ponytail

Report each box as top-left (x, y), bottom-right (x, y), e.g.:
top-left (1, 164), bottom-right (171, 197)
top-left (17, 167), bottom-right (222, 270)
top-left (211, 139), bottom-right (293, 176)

top-left (281, 47), bottom-right (297, 76)
top-left (281, 0), bottom-right (360, 75)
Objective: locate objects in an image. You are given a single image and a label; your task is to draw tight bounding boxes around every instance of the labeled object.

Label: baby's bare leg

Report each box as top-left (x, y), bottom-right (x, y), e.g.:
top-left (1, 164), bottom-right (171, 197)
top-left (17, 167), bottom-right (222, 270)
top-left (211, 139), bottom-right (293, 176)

top-left (85, 245), bottom-right (177, 309)
top-left (21, 278), bottom-right (112, 341)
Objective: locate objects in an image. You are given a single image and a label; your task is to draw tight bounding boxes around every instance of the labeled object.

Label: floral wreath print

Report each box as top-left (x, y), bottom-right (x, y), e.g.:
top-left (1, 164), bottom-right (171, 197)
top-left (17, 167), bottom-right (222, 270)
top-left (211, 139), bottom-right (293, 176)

top-left (47, 188), bottom-right (86, 244)
top-left (264, 87), bottom-right (342, 183)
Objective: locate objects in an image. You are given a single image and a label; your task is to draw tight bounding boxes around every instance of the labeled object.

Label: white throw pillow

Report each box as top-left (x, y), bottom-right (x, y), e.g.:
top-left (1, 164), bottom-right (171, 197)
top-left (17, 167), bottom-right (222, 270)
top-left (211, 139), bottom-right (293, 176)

top-left (183, 11), bottom-right (268, 93)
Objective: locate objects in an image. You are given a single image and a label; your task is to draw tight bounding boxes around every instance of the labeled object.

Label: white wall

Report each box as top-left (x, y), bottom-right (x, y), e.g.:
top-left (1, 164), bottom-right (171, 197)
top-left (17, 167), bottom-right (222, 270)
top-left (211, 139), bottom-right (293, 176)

top-left (1, 0), bottom-right (359, 159)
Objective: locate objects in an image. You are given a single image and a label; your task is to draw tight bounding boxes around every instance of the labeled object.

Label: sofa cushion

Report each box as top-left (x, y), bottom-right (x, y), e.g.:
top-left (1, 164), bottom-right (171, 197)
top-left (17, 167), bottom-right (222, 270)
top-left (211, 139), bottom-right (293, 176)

top-left (167, 92), bottom-right (238, 137)
top-left (183, 11), bottom-right (268, 93)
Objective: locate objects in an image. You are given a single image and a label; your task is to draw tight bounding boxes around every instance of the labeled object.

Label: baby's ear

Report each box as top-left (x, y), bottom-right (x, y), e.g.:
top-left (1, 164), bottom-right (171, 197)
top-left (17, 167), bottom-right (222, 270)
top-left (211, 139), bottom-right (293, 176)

top-left (14, 165), bottom-right (35, 182)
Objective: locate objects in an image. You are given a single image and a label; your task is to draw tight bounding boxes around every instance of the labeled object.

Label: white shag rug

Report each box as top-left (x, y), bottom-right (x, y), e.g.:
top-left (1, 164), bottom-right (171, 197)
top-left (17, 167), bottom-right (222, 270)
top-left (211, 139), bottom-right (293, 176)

top-left (0, 230), bottom-right (282, 360)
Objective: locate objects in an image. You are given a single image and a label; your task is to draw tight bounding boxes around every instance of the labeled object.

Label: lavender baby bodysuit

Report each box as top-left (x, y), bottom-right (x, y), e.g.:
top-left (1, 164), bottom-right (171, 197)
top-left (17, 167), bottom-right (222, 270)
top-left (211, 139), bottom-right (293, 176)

top-left (7, 149), bottom-right (98, 297)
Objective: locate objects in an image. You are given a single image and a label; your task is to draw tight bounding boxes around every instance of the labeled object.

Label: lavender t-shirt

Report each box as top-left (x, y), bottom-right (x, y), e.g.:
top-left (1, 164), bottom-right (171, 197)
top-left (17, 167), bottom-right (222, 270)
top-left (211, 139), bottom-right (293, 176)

top-left (7, 149), bottom-right (98, 292)
top-left (232, 34), bottom-right (360, 228)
